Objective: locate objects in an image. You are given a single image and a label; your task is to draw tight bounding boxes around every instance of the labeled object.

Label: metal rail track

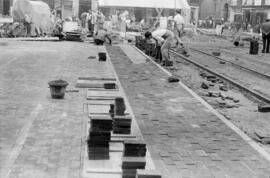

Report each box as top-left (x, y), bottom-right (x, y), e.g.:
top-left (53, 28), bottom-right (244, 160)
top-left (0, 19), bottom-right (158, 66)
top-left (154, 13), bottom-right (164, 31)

top-left (189, 47), bottom-right (270, 81)
top-left (170, 50), bottom-right (270, 104)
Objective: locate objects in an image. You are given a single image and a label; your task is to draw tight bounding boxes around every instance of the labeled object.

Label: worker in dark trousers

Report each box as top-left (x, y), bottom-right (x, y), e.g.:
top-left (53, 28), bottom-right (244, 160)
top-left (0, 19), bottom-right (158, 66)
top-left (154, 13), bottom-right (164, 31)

top-left (93, 27), bottom-right (112, 45)
top-left (145, 29), bottom-right (174, 66)
top-left (261, 19), bottom-right (270, 53)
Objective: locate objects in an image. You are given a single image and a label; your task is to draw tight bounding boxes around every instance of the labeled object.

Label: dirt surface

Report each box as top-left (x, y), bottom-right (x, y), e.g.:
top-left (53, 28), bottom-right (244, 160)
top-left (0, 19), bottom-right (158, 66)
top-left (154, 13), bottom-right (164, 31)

top-left (167, 51), bottom-right (270, 154)
top-left (191, 47), bottom-right (270, 76)
top-left (175, 48), bottom-right (270, 99)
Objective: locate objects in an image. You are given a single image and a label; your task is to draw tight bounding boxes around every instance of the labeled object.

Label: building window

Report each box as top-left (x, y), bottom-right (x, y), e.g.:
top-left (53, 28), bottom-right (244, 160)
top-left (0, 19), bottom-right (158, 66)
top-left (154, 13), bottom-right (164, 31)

top-left (3, 0), bottom-right (11, 15)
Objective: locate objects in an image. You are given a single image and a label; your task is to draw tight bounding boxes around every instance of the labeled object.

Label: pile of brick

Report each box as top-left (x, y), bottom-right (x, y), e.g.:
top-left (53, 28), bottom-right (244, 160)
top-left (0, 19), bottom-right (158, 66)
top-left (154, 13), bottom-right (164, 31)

top-left (112, 97), bottom-right (132, 134)
top-left (122, 157), bottom-right (146, 178)
top-left (122, 140), bottom-right (147, 178)
top-left (124, 140), bottom-right (147, 157)
top-left (87, 115), bottom-right (113, 160)
top-left (113, 115), bottom-right (132, 134)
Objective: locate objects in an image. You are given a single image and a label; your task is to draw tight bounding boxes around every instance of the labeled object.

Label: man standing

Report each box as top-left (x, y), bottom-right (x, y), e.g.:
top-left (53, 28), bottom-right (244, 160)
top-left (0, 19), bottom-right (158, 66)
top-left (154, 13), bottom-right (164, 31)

top-left (145, 29), bottom-right (174, 66)
top-left (24, 14), bottom-right (31, 37)
top-left (174, 9), bottom-right (185, 48)
top-left (87, 10), bottom-right (92, 33)
top-left (261, 19), bottom-right (270, 53)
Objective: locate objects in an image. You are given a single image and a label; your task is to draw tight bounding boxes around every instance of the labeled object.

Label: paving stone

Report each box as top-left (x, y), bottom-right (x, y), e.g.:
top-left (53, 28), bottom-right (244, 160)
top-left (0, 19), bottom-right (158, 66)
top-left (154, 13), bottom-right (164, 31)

top-left (159, 151), bottom-right (171, 157)
top-left (107, 46), bottom-right (270, 178)
top-left (195, 150), bottom-right (208, 157)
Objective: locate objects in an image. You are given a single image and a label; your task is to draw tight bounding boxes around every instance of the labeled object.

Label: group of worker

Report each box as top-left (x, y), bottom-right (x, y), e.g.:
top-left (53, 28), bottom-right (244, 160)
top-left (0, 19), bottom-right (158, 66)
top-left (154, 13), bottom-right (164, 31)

top-left (93, 9), bottom-right (186, 66)
top-left (145, 10), bottom-right (185, 65)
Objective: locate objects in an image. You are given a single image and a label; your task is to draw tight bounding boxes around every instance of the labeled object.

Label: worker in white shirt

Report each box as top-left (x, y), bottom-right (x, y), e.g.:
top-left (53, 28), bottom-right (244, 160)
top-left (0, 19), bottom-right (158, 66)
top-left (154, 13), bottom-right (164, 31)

top-left (145, 29), bottom-right (174, 66)
top-left (174, 9), bottom-right (185, 48)
top-left (24, 14), bottom-right (31, 37)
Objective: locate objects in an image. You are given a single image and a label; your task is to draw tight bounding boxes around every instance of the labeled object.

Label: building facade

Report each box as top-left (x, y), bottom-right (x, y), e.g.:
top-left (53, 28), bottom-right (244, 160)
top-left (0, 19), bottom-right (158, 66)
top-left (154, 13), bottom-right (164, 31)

top-left (186, 0), bottom-right (200, 24)
top-left (199, 0), bottom-right (230, 21)
top-left (229, 0), bottom-right (270, 30)
top-left (0, 0), bottom-right (13, 17)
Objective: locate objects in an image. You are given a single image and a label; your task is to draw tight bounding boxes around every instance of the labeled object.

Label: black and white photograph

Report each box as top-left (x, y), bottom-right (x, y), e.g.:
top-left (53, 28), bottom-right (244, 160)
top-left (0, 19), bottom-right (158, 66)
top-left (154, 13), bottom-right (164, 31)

top-left (0, 0), bottom-right (270, 177)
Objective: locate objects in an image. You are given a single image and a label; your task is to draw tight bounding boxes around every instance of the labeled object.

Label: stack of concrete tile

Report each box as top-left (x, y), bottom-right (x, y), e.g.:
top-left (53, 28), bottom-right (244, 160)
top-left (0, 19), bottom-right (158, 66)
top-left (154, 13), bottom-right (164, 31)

top-left (114, 97), bottom-right (126, 116)
top-left (98, 52), bottom-right (107, 61)
top-left (113, 115), bottom-right (132, 134)
top-left (90, 115), bottom-right (113, 132)
top-left (124, 140), bottom-right (146, 157)
top-left (87, 116), bottom-right (112, 160)
top-left (87, 131), bottom-right (111, 160)
top-left (122, 157), bottom-right (146, 178)
top-left (136, 170), bottom-right (162, 178)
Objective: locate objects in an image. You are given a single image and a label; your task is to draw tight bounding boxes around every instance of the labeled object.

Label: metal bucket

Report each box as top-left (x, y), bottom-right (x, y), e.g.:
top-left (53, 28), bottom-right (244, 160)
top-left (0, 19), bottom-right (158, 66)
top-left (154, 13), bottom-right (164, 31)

top-left (48, 80), bottom-right (69, 99)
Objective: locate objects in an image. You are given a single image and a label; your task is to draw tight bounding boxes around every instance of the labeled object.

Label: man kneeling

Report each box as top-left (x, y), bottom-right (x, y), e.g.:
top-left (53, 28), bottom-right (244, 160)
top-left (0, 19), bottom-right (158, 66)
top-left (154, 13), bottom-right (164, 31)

top-left (94, 27), bottom-right (112, 45)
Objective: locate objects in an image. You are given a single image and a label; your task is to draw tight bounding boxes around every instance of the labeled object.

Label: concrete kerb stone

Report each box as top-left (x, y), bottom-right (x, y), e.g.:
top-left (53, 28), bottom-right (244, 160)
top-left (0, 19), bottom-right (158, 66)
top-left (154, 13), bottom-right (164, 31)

top-left (132, 45), bottom-right (270, 163)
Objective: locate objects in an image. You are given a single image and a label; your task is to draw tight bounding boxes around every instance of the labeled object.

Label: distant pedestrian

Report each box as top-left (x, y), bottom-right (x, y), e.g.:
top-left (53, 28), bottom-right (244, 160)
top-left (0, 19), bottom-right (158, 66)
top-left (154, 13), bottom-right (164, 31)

top-left (94, 27), bottom-right (112, 45)
top-left (87, 10), bottom-right (93, 33)
top-left (24, 14), bottom-right (31, 37)
top-left (173, 9), bottom-right (185, 49)
top-left (145, 29), bottom-right (174, 65)
top-left (261, 19), bottom-right (270, 53)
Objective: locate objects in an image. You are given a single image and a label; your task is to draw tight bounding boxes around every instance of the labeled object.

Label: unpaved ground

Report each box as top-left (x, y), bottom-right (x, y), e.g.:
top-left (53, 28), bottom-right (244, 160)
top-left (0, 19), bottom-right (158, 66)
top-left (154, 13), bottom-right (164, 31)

top-left (181, 49), bottom-right (270, 99)
top-left (168, 51), bottom-right (270, 154)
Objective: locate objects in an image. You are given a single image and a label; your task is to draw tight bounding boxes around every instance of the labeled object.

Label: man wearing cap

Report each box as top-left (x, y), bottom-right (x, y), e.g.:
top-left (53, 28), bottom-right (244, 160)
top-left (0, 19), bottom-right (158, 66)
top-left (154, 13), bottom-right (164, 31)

top-left (261, 19), bottom-right (270, 53)
top-left (145, 29), bottom-right (174, 66)
top-left (174, 10), bottom-right (185, 48)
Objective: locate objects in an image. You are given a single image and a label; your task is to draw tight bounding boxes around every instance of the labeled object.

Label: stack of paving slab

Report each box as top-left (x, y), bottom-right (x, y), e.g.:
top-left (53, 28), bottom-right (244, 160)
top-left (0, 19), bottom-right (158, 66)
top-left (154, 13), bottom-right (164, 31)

top-left (90, 115), bottom-right (113, 132)
top-left (87, 115), bottom-right (112, 160)
top-left (122, 157), bottom-right (146, 178)
top-left (122, 140), bottom-right (147, 178)
top-left (124, 140), bottom-right (147, 157)
top-left (113, 115), bottom-right (132, 134)
top-left (112, 97), bottom-right (132, 134)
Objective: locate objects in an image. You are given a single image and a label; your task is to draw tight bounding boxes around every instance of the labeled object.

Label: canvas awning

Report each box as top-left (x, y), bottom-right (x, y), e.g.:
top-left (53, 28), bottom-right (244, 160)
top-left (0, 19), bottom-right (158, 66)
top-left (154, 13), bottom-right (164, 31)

top-left (99, 0), bottom-right (190, 9)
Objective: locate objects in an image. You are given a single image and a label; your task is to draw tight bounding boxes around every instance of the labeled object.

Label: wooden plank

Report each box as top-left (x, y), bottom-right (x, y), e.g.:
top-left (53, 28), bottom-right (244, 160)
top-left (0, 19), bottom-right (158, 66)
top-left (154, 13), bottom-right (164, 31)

top-left (78, 77), bottom-right (117, 81)
top-left (87, 88), bottom-right (119, 91)
top-left (76, 80), bottom-right (103, 88)
top-left (120, 45), bottom-right (146, 64)
top-left (87, 97), bottom-right (116, 101)
top-left (87, 104), bottom-right (110, 115)
top-left (87, 100), bottom-right (114, 105)
top-left (87, 90), bottom-right (121, 97)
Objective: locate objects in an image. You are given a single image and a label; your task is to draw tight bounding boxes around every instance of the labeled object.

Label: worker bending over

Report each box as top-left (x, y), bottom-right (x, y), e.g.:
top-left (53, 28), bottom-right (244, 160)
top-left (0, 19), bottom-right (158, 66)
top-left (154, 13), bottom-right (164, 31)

top-left (94, 27), bottom-right (112, 45)
top-left (145, 29), bottom-right (174, 66)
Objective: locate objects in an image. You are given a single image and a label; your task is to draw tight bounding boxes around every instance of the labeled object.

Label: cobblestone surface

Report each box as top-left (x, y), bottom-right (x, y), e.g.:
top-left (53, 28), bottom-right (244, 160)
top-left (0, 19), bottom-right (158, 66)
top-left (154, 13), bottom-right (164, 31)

top-left (107, 45), bottom-right (270, 178)
top-left (0, 41), bottom-right (109, 178)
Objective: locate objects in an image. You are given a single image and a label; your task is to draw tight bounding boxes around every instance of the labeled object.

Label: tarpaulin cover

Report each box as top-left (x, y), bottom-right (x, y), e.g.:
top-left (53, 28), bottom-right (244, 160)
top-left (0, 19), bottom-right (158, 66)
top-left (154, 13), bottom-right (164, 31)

top-left (99, 0), bottom-right (190, 9)
top-left (12, 0), bottom-right (53, 34)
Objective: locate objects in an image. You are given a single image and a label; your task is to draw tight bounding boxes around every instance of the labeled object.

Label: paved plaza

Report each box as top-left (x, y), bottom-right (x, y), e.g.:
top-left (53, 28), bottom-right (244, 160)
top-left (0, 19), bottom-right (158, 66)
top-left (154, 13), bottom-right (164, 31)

top-left (0, 41), bottom-right (270, 178)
